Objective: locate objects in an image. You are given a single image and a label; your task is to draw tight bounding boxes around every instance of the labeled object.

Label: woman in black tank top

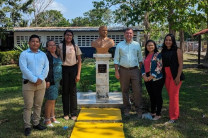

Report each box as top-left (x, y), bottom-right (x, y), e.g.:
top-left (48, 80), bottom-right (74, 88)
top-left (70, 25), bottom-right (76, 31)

top-left (161, 34), bottom-right (184, 124)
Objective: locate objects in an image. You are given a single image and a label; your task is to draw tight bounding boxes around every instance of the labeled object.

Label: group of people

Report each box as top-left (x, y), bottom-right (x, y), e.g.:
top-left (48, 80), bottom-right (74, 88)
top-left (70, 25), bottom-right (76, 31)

top-left (114, 28), bottom-right (184, 123)
top-left (19, 27), bottom-right (184, 136)
top-left (19, 29), bottom-right (82, 136)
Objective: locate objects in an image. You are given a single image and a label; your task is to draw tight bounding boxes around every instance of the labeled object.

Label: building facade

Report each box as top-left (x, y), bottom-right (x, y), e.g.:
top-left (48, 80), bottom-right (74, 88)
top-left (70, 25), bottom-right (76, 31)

top-left (13, 27), bottom-right (144, 57)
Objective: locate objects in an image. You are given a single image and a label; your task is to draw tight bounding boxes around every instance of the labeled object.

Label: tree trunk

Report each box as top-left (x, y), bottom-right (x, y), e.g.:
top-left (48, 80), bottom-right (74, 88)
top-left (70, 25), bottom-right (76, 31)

top-left (168, 9), bottom-right (176, 36)
top-left (204, 12), bottom-right (208, 60)
top-left (143, 12), bottom-right (151, 44)
top-left (179, 30), bottom-right (184, 52)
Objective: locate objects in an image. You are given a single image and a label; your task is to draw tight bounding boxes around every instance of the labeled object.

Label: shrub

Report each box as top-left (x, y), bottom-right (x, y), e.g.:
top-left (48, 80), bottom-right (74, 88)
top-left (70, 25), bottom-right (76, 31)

top-left (0, 51), bottom-right (20, 65)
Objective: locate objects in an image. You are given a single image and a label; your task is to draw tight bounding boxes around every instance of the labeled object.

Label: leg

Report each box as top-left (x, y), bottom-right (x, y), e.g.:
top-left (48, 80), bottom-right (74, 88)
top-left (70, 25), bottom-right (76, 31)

top-left (152, 79), bottom-right (164, 116)
top-left (131, 68), bottom-right (142, 113)
top-left (44, 100), bottom-right (53, 125)
top-left (22, 83), bottom-right (36, 128)
top-left (33, 81), bottom-right (46, 126)
top-left (145, 81), bottom-right (156, 114)
top-left (119, 68), bottom-right (131, 112)
top-left (69, 65), bottom-right (78, 117)
top-left (168, 79), bottom-right (182, 120)
top-left (62, 66), bottom-right (70, 116)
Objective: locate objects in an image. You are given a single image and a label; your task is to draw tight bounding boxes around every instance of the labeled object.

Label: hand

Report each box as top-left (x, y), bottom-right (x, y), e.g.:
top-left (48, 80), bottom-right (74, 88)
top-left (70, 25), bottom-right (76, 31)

top-left (75, 75), bottom-right (80, 82)
top-left (115, 71), bottom-right (120, 79)
top-left (35, 79), bottom-right (42, 85)
top-left (46, 82), bottom-right (50, 89)
top-left (147, 76), bottom-right (154, 81)
top-left (143, 75), bottom-right (148, 82)
top-left (174, 76), bottom-right (180, 85)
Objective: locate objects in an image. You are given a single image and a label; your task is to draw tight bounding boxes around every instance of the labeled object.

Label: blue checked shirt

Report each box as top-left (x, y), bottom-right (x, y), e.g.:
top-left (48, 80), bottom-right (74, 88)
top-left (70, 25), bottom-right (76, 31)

top-left (114, 40), bottom-right (143, 68)
top-left (19, 48), bottom-right (49, 83)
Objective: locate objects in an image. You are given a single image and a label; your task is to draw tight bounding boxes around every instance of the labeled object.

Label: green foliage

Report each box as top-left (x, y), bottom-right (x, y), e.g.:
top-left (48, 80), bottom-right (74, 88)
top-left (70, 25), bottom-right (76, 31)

top-left (14, 41), bottom-right (46, 52)
top-left (0, 51), bottom-right (20, 65)
top-left (30, 10), bottom-right (70, 27)
top-left (0, 0), bottom-right (33, 27)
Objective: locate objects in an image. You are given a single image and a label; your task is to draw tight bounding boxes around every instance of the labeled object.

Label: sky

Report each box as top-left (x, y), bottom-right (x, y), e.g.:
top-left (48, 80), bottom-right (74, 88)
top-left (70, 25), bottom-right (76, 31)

top-left (48, 0), bottom-right (97, 20)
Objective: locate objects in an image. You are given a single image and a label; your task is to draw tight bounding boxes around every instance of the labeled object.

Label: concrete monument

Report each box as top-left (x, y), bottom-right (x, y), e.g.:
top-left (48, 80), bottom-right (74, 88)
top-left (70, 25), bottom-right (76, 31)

top-left (91, 26), bottom-right (115, 102)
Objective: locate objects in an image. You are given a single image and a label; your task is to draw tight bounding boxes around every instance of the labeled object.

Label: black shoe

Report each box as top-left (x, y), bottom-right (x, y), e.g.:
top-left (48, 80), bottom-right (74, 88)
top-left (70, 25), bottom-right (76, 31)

top-left (24, 128), bottom-right (31, 136)
top-left (33, 124), bottom-right (47, 130)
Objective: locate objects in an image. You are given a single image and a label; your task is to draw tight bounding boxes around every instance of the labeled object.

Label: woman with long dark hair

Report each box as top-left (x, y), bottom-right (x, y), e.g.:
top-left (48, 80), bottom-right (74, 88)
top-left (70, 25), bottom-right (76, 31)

top-left (161, 34), bottom-right (184, 124)
top-left (59, 30), bottom-right (82, 121)
top-left (141, 40), bottom-right (164, 120)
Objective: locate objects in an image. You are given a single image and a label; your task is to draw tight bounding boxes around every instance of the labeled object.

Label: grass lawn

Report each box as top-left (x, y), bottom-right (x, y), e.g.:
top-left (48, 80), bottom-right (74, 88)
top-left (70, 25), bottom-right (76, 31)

top-left (0, 53), bottom-right (208, 138)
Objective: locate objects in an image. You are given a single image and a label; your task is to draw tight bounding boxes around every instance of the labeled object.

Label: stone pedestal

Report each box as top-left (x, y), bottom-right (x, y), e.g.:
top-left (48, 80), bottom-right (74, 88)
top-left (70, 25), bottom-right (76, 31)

top-left (93, 54), bottom-right (111, 103)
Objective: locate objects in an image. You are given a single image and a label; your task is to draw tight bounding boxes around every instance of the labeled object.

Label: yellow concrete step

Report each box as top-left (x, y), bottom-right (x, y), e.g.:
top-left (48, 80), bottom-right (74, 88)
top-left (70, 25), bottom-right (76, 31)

top-left (77, 108), bottom-right (122, 121)
top-left (70, 122), bottom-right (125, 138)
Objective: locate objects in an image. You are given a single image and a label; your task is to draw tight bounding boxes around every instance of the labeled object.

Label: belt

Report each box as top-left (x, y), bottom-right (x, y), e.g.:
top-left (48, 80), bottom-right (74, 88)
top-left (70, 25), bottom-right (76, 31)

top-left (23, 79), bottom-right (29, 84)
top-left (120, 66), bottom-right (138, 70)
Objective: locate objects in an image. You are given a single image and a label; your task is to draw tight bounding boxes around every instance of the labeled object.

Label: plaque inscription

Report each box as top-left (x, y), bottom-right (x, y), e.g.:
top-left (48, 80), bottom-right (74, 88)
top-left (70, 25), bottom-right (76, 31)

top-left (98, 64), bottom-right (107, 73)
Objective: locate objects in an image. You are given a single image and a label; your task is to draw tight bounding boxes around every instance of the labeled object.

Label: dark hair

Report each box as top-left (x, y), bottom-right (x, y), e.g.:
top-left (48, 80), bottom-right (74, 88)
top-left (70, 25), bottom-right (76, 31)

top-left (29, 34), bottom-right (40, 42)
top-left (144, 40), bottom-right (158, 57)
top-left (62, 29), bottom-right (76, 61)
top-left (46, 40), bottom-right (55, 47)
top-left (124, 27), bottom-right (134, 33)
top-left (162, 34), bottom-right (177, 52)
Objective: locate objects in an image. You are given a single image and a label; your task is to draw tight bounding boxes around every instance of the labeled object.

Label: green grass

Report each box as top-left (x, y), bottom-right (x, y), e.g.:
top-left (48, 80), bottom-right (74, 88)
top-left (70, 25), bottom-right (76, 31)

top-left (0, 54), bottom-right (208, 138)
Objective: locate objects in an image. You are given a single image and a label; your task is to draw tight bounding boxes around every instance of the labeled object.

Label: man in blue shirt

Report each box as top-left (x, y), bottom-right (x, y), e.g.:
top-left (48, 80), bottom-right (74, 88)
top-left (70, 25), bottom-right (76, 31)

top-left (19, 34), bottom-right (49, 136)
top-left (114, 28), bottom-right (143, 117)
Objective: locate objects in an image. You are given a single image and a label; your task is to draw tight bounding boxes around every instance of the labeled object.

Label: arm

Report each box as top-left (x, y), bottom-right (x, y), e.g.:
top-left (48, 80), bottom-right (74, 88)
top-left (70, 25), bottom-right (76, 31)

top-left (141, 63), bottom-right (148, 82)
top-left (76, 55), bottom-right (82, 82)
top-left (45, 53), bottom-right (53, 88)
top-left (19, 52), bottom-right (38, 83)
top-left (114, 64), bottom-right (120, 79)
top-left (138, 44), bottom-right (143, 68)
top-left (114, 45), bottom-right (120, 79)
top-left (38, 54), bottom-right (49, 81)
top-left (175, 49), bottom-right (183, 85)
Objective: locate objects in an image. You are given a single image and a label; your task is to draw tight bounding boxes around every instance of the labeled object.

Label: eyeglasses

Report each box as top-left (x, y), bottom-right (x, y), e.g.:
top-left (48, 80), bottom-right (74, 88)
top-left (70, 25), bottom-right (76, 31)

top-left (65, 34), bottom-right (73, 37)
top-left (48, 45), bottom-right (56, 47)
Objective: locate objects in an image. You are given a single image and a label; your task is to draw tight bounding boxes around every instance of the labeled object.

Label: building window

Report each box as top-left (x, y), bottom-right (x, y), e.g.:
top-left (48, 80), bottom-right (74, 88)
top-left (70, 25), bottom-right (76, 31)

top-left (77, 34), bottom-right (137, 47)
top-left (46, 36), bottom-right (63, 45)
top-left (16, 36), bottom-right (41, 45)
top-left (16, 36), bottom-right (41, 46)
top-left (77, 35), bottom-right (99, 47)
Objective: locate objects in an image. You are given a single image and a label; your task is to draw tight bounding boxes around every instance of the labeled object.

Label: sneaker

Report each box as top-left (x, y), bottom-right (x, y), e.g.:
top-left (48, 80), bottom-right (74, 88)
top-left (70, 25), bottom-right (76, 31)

top-left (33, 124), bottom-right (47, 130)
top-left (64, 116), bottom-right (69, 120)
top-left (46, 123), bottom-right (54, 127)
top-left (124, 110), bottom-right (130, 116)
top-left (53, 120), bottom-right (60, 124)
top-left (71, 116), bottom-right (77, 121)
top-left (50, 117), bottom-right (60, 123)
top-left (24, 128), bottom-right (31, 136)
top-left (152, 115), bottom-right (161, 121)
top-left (165, 119), bottom-right (176, 124)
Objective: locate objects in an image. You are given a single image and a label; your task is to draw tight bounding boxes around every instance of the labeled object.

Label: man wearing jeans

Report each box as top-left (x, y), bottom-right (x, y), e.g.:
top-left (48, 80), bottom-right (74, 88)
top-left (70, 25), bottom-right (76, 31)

top-left (19, 34), bottom-right (49, 136)
top-left (114, 28), bottom-right (143, 117)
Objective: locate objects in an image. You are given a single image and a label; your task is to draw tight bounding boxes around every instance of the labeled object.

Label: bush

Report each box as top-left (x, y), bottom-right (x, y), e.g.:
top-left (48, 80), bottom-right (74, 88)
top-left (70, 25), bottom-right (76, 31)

top-left (0, 51), bottom-right (20, 65)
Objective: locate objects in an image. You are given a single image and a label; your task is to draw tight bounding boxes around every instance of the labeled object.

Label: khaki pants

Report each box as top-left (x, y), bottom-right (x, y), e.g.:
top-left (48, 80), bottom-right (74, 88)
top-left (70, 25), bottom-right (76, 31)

top-left (22, 81), bottom-right (46, 128)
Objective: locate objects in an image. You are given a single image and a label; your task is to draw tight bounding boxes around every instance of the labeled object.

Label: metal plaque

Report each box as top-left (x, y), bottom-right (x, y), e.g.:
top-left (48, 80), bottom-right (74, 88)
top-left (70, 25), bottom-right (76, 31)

top-left (98, 64), bottom-right (107, 73)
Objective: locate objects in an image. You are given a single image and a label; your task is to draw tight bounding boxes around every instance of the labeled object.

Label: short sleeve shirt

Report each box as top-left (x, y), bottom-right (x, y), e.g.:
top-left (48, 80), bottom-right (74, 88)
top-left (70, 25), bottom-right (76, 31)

top-left (59, 43), bottom-right (82, 66)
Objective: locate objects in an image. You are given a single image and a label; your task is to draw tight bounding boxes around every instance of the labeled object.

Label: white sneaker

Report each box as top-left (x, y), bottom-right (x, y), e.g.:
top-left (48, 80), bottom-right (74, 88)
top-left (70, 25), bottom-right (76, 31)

top-left (152, 116), bottom-right (161, 121)
top-left (47, 123), bottom-right (54, 127)
top-left (52, 120), bottom-right (60, 124)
